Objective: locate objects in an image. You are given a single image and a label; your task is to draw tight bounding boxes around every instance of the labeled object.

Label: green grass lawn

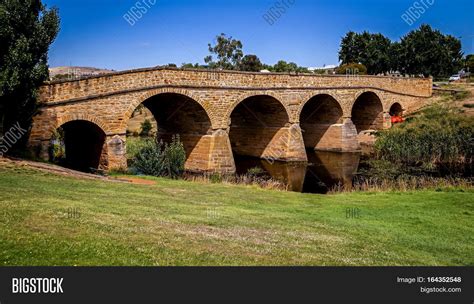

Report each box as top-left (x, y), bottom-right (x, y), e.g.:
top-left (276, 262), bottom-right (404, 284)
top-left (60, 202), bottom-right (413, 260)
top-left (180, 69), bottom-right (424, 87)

top-left (0, 166), bottom-right (473, 266)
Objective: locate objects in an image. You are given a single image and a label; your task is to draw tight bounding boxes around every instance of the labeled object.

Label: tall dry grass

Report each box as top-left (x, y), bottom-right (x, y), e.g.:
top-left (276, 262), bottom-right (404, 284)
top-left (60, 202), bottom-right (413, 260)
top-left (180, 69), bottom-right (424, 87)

top-left (329, 175), bottom-right (472, 194)
top-left (184, 172), bottom-right (288, 191)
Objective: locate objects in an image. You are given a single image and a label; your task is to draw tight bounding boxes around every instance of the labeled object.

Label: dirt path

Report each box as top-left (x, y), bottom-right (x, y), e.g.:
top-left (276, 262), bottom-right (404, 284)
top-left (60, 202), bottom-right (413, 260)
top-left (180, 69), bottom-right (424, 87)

top-left (116, 177), bottom-right (157, 185)
top-left (0, 157), bottom-right (156, 185)
top-left (434, 82), bottom-right (474, 116)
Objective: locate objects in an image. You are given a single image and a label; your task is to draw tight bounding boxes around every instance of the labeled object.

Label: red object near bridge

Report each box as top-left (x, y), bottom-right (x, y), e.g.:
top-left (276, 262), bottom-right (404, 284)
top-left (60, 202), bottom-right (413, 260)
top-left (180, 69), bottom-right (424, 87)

top-left (391, 115), bottom-right (404, 124)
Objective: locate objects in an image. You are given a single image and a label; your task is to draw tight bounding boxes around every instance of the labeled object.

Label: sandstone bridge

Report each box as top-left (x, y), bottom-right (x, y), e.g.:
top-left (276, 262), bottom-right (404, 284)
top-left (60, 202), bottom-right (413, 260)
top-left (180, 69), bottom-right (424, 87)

top-left (29, 67), bottom-right (432, 174)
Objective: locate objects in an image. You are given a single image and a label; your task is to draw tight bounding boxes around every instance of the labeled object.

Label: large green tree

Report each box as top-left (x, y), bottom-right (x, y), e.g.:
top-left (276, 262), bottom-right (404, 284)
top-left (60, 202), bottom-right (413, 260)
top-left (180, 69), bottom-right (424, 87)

top-left (339, 25), bottom-right (464, 77)
top-left (204, 33), bottom-right (243, 70)
top-left (339, 31), bottom-right (392, 74)
top-left (0, 0), bottom-right (59, 147)
top-left (338, 31), bottom-right (359, 65)
top-left (398, 25), bottom-right (463, 77)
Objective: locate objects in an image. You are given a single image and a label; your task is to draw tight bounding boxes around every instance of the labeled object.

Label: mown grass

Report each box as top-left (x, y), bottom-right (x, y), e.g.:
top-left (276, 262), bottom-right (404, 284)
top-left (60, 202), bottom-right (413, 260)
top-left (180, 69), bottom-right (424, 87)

top-left (0, 166), bottom-right (473, 266)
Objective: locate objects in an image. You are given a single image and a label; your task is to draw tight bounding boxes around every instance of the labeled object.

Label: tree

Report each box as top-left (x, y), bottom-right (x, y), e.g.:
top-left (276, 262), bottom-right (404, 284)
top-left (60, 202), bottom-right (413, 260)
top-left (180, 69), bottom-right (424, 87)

top-left (464, 54), bottom-right (474, 73)
top-left (339, 25), bottom-right (464, 77)
top-left (238, 54), bottom-right (263, 72)
top-left (339, 31), bottom-right (392, 74)
top-left (204, 33), bottom-right (243, 70)
top-left (273, 60), bottom-right (296, 72)
top-left (388, 42), bottom-right (402, 73)
top-left (0, 0), bottom-right (59, 148)
top-left (397, 25), bottom-right (463, 77)
top-left (338, 31), bottom-right (359, 64)
top-left (269, 60), bottom-right (309, 73)
top-left (363, 33), bottom-right (392, 74)
top-left (335, 63), bottom-right (367, 75)
top-left (181, 63), bottom-right (208, 69)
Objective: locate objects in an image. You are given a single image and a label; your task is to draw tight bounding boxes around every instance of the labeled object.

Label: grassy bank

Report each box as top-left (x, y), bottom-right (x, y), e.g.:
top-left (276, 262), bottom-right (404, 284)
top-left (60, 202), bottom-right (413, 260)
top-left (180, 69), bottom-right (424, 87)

top-left (0, 166), bottom-right (473, 266)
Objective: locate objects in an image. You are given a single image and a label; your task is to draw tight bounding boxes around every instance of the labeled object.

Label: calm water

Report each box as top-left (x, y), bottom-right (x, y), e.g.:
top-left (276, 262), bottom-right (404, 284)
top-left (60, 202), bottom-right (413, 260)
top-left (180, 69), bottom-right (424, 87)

top-left (234, 150), bottom-right (361, 194)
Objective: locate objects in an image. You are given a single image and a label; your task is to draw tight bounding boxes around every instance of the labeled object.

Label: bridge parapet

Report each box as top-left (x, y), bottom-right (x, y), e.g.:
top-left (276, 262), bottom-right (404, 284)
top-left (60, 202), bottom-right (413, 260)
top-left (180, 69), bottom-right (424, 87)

top-left (39, 67), bottom-right (432, 104)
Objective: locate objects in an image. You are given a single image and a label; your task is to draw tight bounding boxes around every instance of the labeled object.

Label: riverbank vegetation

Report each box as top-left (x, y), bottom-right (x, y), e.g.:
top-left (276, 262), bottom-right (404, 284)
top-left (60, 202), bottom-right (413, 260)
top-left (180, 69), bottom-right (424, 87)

top-left (349, 100), bottom-right (473, 192)
top-left (373, 105), bottom-right (473, 175)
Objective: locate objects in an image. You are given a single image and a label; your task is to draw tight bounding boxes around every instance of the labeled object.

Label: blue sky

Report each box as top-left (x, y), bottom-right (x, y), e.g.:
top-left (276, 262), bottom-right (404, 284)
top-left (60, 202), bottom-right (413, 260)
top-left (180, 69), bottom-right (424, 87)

top-left (44, 0), bottom-right (474, 71)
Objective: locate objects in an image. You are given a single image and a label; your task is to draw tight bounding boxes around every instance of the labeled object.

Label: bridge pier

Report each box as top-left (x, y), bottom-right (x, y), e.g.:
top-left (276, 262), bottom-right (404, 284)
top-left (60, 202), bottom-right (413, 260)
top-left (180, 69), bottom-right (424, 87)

top-left (282, 123), bottom-right (308, 162)
top-left (312, 118), bottom-right (360, 152)
top-left (340, 118), bottom-right (361, 151)
top-left (106, 135), bottom-right (127, 171)
top-left (207, 129), bottom-right (236, 174)
top-left (190, 125), bottom-right (308, 174)
top-left (237, 123), bottom-right (307, 163)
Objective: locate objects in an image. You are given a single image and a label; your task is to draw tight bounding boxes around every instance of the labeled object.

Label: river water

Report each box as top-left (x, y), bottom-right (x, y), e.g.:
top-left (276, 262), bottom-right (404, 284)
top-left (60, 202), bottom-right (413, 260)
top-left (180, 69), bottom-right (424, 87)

top-left (234, 151), bottom-right (361, 194)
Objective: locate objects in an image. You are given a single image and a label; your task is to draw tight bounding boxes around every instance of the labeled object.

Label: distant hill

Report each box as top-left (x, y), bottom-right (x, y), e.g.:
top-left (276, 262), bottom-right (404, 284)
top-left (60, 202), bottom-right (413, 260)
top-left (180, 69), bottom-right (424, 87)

top-left (49, 66), bottom-right (115, 81)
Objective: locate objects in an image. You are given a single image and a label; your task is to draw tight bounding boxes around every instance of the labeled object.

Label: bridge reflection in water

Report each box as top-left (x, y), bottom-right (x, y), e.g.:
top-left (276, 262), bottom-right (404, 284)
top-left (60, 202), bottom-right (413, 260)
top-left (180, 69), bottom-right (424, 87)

top-left (235, 151), bottom-right (361, 194)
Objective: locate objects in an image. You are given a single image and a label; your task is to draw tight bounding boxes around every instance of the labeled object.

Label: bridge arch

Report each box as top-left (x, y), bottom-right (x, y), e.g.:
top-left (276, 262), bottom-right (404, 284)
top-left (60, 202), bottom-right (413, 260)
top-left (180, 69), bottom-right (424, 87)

top-left (388, 102), bottom-right (404, 116)
top-left (295, 92), bottom-right (344, 120)
top-left (56, 114), bottom-right (110, 135)
top-left (55, 119), bottom-right (108, 172)
top-left (125, 91), bottom-right (214, 172)
top-left (225, 92), bottom-right (291, 127)
top-left (228, 94), bottom-right (302, 161)
top-left (351, 91), bottom-right (384, 133)
top-left (299, 94), bottom-right (344, 151)
top-left (121, 87), bottom-right (213, 132)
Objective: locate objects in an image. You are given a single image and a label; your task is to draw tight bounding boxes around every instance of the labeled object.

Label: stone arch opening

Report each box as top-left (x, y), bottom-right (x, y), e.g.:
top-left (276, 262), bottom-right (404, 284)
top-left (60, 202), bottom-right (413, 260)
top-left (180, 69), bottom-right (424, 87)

top-left (300, 94), bottom-right (344, 151)
top-left (229, 95), bottom-right (292, 161)
top-left (128, 93), bottom-right (213, 171)
top-left (389, 102), bottom-right (404, 116)
top-left (351, 92), bottom-right (384, 133)
top-left (56, 120), bottom-right (107, 172)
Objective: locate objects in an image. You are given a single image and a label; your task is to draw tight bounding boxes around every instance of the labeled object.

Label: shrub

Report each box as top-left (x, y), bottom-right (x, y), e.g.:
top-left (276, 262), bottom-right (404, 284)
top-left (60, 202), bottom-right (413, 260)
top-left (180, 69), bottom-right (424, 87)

top-left (162, 135), bottom-right (186, 178)
top-left (130, 138), bottom-right (165, 177)
top-left (126, 136), bottom-right (150, 161)
top-left (140, 119), bottom-right (153, 136)
top-left (131, 135), bottom-right (186, 179)
top-left (247, 166), bottom-right (264, 176)
top-left (335, 63), bottom-right (367, 75)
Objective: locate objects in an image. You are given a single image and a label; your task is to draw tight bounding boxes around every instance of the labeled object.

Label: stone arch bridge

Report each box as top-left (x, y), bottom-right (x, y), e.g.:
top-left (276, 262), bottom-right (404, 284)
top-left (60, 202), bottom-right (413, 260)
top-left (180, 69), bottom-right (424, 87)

top-left (29, 67), bottom-right (432, 173)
